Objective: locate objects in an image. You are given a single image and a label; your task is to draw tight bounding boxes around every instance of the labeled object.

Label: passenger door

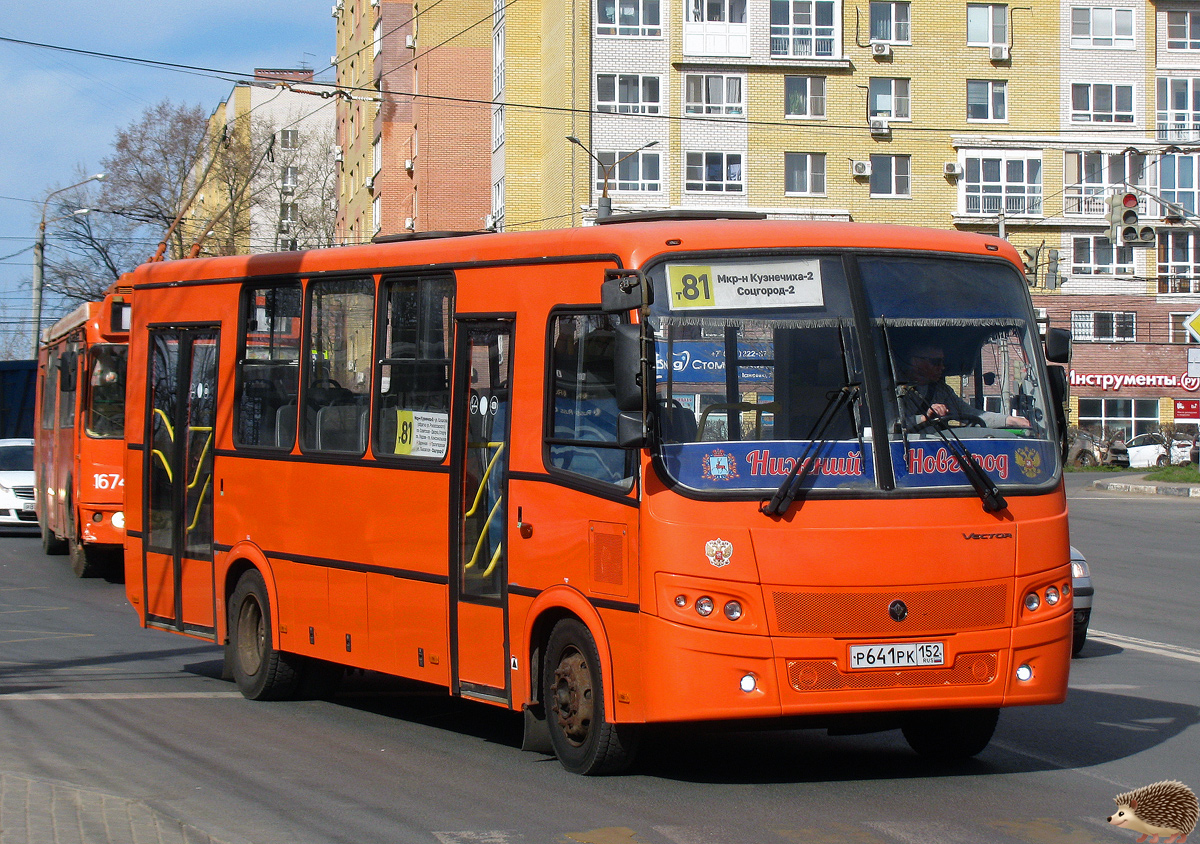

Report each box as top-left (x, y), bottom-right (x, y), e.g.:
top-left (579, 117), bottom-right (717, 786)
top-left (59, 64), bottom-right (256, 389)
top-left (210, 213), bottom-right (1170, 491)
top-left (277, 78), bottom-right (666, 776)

top-left (141, 328), bottom-right (219, 637)
top-left (450, 319), bottom-right (513, 702)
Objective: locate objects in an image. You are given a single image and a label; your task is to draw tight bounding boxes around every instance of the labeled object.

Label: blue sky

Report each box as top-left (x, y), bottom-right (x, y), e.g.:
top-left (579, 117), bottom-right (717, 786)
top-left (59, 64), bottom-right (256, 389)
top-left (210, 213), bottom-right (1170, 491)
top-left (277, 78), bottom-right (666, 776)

top-left (0, 0), bottom-right (333, 358)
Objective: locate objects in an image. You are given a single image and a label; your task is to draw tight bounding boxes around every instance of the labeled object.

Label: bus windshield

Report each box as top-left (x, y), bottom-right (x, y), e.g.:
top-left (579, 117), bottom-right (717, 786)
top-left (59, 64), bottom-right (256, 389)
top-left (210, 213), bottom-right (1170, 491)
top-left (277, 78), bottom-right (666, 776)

top-left (86, 344), bottom-right (127, 439)
top-left (647, 251), bottom-right (1059, 497)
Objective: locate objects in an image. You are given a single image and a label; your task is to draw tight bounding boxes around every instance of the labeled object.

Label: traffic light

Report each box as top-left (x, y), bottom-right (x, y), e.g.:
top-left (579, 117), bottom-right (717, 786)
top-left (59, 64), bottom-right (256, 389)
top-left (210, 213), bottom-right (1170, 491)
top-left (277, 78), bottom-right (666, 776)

top-left (1022, 244), bottom-right (1042, 284)
top-left (1045, 248), bottom-right (1060, 289)
top-left (1107, 191), bottom-right (1155, 247)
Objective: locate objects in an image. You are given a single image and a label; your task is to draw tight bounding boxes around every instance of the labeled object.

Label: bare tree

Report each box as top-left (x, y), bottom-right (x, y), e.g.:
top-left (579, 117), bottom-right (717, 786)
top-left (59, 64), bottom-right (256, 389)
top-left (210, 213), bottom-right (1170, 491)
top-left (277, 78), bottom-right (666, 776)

top-left (252, 121), bottom-right (338, 251)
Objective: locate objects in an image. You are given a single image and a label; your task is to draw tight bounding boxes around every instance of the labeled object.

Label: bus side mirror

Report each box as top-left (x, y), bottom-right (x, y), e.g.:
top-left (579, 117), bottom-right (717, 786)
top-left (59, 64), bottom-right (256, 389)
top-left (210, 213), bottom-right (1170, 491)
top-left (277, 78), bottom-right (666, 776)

top-left (59, 352), bottom-right (78, 392)
top-left (1045, 327), bottom-right (1071, 364)
top-left (617, 411), bottom-right (645, 449)
top-left (601, 269), bottom-right (652, 313)
top-left (1047, 364), bottom-right (1067, 406)
top-left (613, 322), bottom-right (644, 412)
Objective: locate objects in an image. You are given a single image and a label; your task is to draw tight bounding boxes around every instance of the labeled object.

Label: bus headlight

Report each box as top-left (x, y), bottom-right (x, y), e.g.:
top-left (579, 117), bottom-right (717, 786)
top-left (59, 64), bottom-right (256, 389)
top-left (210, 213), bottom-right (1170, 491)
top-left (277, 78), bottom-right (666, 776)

top-left (723, 600), bottom-right (743, 621)
top-left (112, 511), bottom-right (125, 530)
top-left (1024, 592), bottom-right (1040, 611)
top-left (695, 597), bottom-right (714, 617)
top-left (1044, 586), bottom-right (1060, 606)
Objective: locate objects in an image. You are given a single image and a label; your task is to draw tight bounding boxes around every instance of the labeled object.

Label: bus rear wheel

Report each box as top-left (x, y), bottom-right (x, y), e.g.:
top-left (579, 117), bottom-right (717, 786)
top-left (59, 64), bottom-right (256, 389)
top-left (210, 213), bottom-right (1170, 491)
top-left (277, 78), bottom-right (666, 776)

top-left (68, 537), bottom-right (106, 578)
top-left (229, 569), bottom-right (303, 701)
top-left (542, 619), bottom-right (638, 775)
top-left (902, 708), bottom-right (998, 761)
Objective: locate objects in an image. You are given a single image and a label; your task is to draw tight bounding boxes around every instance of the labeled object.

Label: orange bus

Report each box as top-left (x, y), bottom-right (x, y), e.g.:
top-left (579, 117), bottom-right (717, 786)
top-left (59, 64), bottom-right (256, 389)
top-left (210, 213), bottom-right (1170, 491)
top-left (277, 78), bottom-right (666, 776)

top-left (35, 288), bottom-right (131, 576)
top-left (121, 217), bottom-right (1074, 774)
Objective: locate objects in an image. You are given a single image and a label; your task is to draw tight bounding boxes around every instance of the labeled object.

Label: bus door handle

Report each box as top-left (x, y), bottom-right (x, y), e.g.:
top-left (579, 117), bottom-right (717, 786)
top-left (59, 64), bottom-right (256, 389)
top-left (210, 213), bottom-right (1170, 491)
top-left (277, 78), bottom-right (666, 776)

top-left (517, 506), bottom-right (533, 538)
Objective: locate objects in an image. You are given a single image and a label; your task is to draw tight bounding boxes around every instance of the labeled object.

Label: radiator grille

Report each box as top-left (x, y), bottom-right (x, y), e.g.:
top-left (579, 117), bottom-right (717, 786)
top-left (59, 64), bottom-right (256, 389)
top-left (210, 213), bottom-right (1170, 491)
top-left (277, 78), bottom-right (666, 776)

top-left (13, 487), bottom-right (34, 501)
top-left (786, 652), bottom-right (998, 692)
top-left (772, 583), bottom-right (1009, 636)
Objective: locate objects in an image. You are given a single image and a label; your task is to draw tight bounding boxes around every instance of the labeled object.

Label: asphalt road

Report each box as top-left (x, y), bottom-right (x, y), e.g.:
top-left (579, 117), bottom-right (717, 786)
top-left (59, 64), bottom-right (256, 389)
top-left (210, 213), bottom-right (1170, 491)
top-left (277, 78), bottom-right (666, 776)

top-left (0, 479), bottom-right (1196, 844)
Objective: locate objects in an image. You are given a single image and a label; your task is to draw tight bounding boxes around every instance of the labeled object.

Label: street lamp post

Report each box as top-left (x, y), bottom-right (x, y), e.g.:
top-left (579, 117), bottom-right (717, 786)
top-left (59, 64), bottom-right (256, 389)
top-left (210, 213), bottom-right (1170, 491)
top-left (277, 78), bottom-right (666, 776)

top-left (31, 174), bottom-right (105, 356)
top-left (566, 136), bottom-right (658, 219)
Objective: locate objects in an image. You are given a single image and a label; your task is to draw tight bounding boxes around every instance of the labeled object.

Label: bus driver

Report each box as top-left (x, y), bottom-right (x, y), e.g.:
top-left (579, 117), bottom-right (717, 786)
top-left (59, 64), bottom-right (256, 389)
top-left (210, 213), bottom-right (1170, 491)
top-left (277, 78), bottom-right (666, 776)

top-left (902, 344), bottom-right (1031, 430)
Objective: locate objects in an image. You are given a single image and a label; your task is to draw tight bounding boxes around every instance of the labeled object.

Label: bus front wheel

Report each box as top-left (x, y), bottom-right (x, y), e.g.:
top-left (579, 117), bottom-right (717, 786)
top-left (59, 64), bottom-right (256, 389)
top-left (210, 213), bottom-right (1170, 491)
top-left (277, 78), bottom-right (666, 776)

top-left (902, 708), bottom-right (998, 761)
top-left (40, 519), bottom-right (67, 556)
top-left (542, 619), bottom-right (638, 775)
top-left (229, 570), bottom-right (303, 701)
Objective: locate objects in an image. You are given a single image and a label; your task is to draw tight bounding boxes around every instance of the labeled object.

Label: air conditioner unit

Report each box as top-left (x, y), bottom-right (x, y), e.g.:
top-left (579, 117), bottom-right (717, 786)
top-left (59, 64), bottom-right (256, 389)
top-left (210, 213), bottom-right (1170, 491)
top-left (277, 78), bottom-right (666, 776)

top-left (869, 117), bottom-right (890, 135)
top-left (333, 145), bottom-right (344, 163)
top-left (330, 55), bottom-right (338, 65)
top-left (281, 185), bottom-right (295, 196)
top-left (943, 162), bottom-right (964, 177)
top-left (365, 176), bottom-right (375, 191)
top-left (484, 213), bottom-right (497, 230)
top-left (331, 0), bottom-right (343, 16)
top-left (405, 34), bottom-right (416, 48)
top-left (404, 217), bottom-right (415, 230)
top-left (990, 45), bottom-right (1010, 60)
top-left (404, 158), bottom-right (414, 172)
top-left (278, 221), bottom-right (291, 234)
top-left (850, 160), bottom-right (872, 177)
top-left (370, 0), bottom-right (379, 6)
top-left (870, 42), bottom-right (892, 57)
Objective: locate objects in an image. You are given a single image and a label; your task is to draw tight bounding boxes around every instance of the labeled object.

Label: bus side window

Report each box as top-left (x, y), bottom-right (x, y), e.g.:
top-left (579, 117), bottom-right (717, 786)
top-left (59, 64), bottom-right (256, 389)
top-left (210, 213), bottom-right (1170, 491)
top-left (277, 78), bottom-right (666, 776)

top-left (303, 278), bottom-right (374, 455)
top-left (374, 275), bottom-right (454, 459)
top-left (58, 344), bottom-right (78, 430)
top-left (41, 351), bottom-right (59, 431)
top-left (235, 284), bottom-right (302, 449)
top-left (546, 311), bottom-right (633, 487)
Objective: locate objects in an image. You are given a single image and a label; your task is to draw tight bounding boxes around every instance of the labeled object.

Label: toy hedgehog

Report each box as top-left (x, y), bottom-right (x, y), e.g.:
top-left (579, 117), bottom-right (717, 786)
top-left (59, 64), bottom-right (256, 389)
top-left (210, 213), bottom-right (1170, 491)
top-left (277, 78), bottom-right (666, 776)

top-left (1107, 780), bottom-right (1198, 843)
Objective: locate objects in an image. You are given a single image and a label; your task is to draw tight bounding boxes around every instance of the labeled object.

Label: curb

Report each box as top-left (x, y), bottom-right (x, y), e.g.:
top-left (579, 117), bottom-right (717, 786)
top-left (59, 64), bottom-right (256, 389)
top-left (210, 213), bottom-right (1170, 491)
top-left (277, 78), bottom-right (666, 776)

top-left (1091, 479), bottom-right (1200, 497)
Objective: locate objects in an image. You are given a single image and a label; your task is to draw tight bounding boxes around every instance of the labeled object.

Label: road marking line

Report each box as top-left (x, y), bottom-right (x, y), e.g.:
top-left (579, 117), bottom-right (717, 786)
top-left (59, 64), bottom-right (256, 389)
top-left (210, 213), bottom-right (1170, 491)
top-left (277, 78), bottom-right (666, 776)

top-left (0, 605), bottom-right (71, 614)
top-left (0, 691), bottom-right (243, 700)
top-left (1088, 630), bottom-right (1200, 663)
top-left (0, 631), bottom-right (93, 644)
top-left (989, 740), bottom-right (1132, 789)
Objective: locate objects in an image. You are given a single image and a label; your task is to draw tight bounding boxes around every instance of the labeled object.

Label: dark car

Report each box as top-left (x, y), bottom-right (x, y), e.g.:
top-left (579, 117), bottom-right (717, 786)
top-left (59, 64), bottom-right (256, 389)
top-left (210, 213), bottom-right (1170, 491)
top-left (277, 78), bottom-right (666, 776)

top-left (1067, 431), bottom-right (1102, 467)
top-left (1103, 437), bottom-right (1129, 467)
top-left (1192, 436), bottom-right (1199, 465)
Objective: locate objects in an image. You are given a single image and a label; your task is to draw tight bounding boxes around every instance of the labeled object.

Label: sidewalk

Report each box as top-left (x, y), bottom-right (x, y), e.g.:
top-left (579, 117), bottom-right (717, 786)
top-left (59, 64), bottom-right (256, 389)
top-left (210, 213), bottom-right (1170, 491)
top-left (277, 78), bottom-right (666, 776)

top-left (1090, 473), bottom-right (1200, 498)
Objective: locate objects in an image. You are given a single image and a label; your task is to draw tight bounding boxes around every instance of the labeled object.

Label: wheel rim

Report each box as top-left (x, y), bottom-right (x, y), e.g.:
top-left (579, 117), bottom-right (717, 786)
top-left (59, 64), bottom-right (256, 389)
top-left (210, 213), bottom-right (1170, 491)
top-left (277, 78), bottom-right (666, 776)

top-left (236, 597), bottom-right (266, 677)
top-left (551, 648), bottom-right (593, 747)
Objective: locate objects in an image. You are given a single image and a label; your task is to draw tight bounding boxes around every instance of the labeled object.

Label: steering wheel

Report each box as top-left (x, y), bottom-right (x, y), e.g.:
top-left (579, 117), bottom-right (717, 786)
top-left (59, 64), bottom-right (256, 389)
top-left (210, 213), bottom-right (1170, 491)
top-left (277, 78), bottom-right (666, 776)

top-left (310, 378), bottom-right (342, 389)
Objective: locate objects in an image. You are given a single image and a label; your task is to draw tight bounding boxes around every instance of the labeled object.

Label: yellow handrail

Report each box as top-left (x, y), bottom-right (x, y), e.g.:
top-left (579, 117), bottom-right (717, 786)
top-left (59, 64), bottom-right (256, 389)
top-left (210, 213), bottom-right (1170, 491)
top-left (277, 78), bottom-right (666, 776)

top-left (153, 407), bottom-right (175, 441)
top-left (463, 441), bottom-right (505, 519)
top-left (186, 474), bottom-right (212, 533)
top-left (465, 495), bottom-right (504, 572)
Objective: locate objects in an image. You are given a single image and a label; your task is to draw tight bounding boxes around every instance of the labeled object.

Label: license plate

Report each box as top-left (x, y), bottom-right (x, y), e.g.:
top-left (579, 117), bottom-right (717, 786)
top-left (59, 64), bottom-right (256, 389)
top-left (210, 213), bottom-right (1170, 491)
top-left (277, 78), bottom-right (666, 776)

top-left (849, 642), bottom-right (944, 669)
top-left (21, 501), bottom-right (35, 512)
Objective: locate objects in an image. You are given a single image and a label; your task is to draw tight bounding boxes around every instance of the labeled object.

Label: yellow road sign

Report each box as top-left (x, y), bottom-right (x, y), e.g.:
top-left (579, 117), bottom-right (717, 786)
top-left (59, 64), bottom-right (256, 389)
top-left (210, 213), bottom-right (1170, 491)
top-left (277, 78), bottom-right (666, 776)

top-left (1187, 308), bottom-right (1200, 343)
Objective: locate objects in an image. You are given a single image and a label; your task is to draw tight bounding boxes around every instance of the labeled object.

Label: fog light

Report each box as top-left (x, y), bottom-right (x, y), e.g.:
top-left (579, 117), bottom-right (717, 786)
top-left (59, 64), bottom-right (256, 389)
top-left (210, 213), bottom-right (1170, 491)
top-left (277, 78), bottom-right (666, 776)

top-left (1015, 663), bottom-right (1033, 682)
top-left (723, 600), bottom-right (743, 621)
top-left (695, 597), bottom-right (714, 617)
top-left (112, 511), bottom-right (125, 530)
top-left (674, 594), bottom-right (688, 608)
top-left (92, 512), bottom-right (103, 523)
top-left (1062, 582), bottom-right (1071, 597)
top-left (1024, 592), bottom-right (1040, 611)
top-left (1045, 586), bottom-right (1060, 605)
top-left (739, 673), bottom-right (757, 693)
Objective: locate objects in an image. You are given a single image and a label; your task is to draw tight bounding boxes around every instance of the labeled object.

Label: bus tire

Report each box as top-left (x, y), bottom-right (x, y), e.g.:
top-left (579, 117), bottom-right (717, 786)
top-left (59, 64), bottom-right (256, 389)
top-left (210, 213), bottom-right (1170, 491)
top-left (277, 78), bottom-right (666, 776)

top-left (902, 708), bottom-right (998, 761)
top-left (68, 537), bottom-right (105, 578)
top-left (542, 618), bottom-right (638, 775)
top-left (229, 569), bottom-right (303, 701)
top-left (41, 520), bottom-right (67, 556)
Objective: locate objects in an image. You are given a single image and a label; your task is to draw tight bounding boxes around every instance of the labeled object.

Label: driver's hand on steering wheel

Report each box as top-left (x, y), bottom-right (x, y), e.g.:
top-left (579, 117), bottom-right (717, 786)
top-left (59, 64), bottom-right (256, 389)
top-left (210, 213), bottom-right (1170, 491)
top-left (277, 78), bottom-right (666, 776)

top-left (1005, 415), bottom-right (1032, 428)
top-left (920, 403), bottom-right (951, 423)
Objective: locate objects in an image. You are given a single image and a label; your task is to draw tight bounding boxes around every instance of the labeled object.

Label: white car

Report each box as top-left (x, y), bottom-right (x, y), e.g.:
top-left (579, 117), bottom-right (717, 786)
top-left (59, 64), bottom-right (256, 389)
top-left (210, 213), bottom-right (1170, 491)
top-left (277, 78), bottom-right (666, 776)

top-left (1123, 432), bottom-right (1192, 469)
top-left (0, 438), bottom-right (37, 532)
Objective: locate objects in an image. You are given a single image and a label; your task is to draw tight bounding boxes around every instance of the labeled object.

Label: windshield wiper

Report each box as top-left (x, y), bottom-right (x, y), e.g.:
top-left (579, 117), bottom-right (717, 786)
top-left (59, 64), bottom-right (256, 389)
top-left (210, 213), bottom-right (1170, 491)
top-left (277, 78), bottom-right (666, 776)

top-left (761, 384), bottom-right (860, 517)
top-left (900, 385), bottom-right (1008, 513)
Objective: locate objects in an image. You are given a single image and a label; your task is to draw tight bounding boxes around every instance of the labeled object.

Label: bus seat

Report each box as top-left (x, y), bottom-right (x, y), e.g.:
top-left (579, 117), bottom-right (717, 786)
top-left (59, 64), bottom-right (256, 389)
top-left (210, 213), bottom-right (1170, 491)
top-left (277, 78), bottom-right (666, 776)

top-left (657, 399), bottom-right (698, 443)
top-left (316, 405), bottom-right (366, 453)
top-left (275, 404), bottom-right (297, 448)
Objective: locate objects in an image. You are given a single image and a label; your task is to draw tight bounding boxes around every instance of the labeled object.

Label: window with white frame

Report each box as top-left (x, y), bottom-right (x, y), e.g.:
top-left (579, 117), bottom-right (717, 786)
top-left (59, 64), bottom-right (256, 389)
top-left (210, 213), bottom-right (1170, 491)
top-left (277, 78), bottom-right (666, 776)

top-left (281, 166), bottom-right (299, 193)
top-left (966, 4), bottom-right (1006, 46)
top-left (372, 137), bottom-right (382, 175)
top-left (492, 178), bottom-right (505, 224)
top-left (1071, 6), bottom-right (1134, 49)
top-left (493, 26), bottom-right (505, 96)
top-left (784, 152), bottom-right (826, 194)
top-left (1169, 312), bottom-right (1199, 343)
top-left (1157, 152), bottom-right (1200, 214)
top-left (597, 74), bottom-right (661, 114)
top-left (372, 196), bottom-right (381, 232)
top-left (1064, 151), bottom-right (1146, 215)
top-left (785, 76), bottom-right (826, 117)
top-left (1072, 235), bottom-right (1133, 275)
top-left (967, 80), bottom-right (1006, 121)
top-left (279, 129), bottom-right (300, 150)
top-left (373, 19), bottom-right (382, 56)
top-left (1157, 229), bottom-right (1200, 293)
top-left (963, 153), bottom-right (1042, 215)
top-left (870, 1), bottom-right (909, 43)
top-left (1157, 78), bottom-right (1200, 141)
top-left (597, 0), bottom-right (661, 36)
top-left (1071, 310), bottom-right (1136, 341)
top-left (685, 73), bottom-right (744, 115)
top-left (770, 0), bottom-right (839, 58)
top-left (492, 103), bottom-right (504, 150)
top-left (684, 0), bottom-right (748, 55)
top-left (1077, 397), bottom-right (1159, 439)
top-left (1166, 10), bottom-right (1200, 50)
top-left (869, 78), bottom-right (910, 119)
top-left (869, 154), bottom-right (910, 196)
top-left (1071, 82), bottom-right (1134, 123)
top-left (596, 150), bottom-right (662, 192)
top-left (685, 151), bottom-right (744, 192)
